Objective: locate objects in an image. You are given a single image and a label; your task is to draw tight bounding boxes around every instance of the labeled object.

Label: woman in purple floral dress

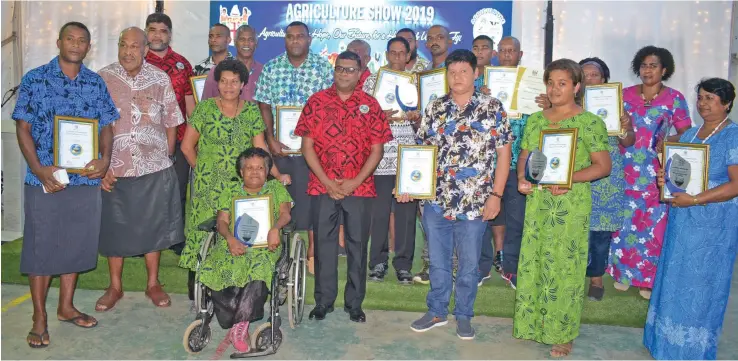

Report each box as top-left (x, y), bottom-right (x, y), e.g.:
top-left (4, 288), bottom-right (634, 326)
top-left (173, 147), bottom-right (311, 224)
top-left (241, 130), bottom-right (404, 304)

top-left (607, 46), bottom-right (692, 299)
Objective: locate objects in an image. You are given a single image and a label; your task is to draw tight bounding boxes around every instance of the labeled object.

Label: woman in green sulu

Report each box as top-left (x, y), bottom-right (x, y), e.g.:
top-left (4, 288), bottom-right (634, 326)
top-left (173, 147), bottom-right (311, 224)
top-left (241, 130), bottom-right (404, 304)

top-left (513, 59), bottom-right (611, 357)
top-left (202, 147), bottom-right (292, 353)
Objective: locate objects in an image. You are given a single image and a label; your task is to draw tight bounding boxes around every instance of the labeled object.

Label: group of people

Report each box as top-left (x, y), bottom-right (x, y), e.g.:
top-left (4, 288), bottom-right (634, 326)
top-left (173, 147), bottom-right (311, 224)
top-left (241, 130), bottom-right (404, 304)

top-left (13, 12), bottom-right (737, 361)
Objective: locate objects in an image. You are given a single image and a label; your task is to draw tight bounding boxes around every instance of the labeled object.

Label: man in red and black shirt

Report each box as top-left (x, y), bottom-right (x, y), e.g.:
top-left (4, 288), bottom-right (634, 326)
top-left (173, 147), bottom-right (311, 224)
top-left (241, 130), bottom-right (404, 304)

top-left (144, 13), bottom-right (194, 254)
top-left (295, 51), bottom-right (392, 324)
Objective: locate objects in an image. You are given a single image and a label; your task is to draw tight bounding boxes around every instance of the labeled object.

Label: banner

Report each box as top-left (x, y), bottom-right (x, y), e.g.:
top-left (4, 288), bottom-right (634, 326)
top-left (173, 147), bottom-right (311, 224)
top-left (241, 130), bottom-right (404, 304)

top-left (210, 1), bottom-right (513, 71)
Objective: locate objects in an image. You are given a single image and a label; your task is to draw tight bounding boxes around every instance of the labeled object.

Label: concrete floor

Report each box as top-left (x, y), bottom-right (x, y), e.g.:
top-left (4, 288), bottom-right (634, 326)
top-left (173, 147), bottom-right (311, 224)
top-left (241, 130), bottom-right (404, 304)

top-left (2, 281), bottom-right (737, 360)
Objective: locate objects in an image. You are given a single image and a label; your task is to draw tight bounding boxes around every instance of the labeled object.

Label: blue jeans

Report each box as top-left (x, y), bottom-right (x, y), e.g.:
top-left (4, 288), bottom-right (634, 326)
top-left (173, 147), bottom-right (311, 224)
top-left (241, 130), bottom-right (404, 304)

top-left (422, 203), bottom-right (487, 320)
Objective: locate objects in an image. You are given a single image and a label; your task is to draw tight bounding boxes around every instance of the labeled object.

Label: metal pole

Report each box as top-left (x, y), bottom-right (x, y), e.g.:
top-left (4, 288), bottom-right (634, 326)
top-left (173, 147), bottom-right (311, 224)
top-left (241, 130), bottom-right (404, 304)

top-left (544, 0), bottom-right (554, 66)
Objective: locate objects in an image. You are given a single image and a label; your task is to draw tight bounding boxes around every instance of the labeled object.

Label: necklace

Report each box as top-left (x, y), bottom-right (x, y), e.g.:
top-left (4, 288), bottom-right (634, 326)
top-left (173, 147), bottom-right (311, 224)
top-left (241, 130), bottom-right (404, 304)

top-left (691, 115), bottom-right (729, 144)
top-left (640, 84), bottom-right (663, 108)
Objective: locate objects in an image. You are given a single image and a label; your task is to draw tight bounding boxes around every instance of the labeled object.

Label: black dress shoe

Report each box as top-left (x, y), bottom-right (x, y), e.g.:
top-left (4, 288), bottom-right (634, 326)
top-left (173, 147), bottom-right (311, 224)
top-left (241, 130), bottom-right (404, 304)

top-left (309, 304), bottom-right (334, 320)
top-left (347, 308), bottom-right (366, 323)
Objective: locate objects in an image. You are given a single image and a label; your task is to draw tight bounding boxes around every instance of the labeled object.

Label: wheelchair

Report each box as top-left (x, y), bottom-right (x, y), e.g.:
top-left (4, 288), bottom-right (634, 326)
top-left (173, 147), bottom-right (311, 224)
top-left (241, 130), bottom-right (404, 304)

top-left (182, 218), bottom-right (307, 358)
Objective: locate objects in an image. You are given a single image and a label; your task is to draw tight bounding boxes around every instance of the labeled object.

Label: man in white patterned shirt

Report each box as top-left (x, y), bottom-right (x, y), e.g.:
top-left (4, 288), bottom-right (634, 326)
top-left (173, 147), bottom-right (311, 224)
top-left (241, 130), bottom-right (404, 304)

top-left (95, 27), bottom-right (185, 312)
top-left (193, 23), bottom-right (233, 76)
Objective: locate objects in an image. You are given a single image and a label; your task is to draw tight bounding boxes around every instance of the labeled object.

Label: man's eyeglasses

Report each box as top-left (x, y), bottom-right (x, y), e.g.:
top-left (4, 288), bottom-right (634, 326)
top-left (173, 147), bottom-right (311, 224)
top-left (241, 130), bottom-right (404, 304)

top-left (335, 66), bottom-right (359, 74)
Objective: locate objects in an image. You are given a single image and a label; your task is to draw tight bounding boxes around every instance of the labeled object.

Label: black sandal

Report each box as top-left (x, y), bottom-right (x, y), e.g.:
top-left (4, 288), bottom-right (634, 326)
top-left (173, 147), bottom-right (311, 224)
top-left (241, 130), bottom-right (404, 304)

top-left (58, 313), bottom-right (98, 328)
top-left (27, 329), bottom-right (49, 348)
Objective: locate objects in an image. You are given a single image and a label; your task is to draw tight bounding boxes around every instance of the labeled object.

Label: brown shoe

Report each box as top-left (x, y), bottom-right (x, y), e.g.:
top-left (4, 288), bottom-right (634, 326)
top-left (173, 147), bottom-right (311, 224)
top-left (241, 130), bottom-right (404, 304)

top-left (95, 288), bottom-right (124, 312)
top-left (145, 284), bottom-right (171, 308)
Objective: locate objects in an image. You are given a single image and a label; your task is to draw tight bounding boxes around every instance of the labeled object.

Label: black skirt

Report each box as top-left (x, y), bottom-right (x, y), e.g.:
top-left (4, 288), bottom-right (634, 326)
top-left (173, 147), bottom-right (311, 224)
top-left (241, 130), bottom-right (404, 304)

top-left (20, 185), bottom-right (101, 276)
top-left (211, 281), bottom-right (269, 329)
top-left (99, 166), bottom-right (184, 257)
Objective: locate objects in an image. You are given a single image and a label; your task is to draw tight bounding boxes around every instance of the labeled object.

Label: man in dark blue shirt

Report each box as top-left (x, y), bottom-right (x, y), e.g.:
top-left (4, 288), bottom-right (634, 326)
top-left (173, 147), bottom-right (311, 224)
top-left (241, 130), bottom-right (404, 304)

top-left (13, 21), bottom-right (119, 348)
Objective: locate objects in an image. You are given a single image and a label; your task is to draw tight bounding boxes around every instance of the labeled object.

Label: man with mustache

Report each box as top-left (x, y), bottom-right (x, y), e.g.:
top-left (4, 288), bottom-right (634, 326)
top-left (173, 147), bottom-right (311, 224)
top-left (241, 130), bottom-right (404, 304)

top-left (194, 23), bottom-right (233, 76)
top-left (202, 25), bottom-right (262, 101)
top-left (396, 28), bottom-right (429, 73)
top-left (144, 13), bottom-right (194, 256)
top-left (95, 26), bottom-right (185, 312)
top-left (425, 25), bottom-right (453, 70)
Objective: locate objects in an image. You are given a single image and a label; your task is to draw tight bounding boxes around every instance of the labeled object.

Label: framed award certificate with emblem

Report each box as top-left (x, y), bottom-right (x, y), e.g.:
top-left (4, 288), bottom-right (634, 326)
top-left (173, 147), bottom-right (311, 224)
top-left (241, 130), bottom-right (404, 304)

top-left (53, 115), bottom-right (99, 173)
top-left (232, 195), bottom-right (273, 248)
top-left (417, 68), bottom-right (448, 114)
top-left (275, 106), bottom-right (303, 154)
top-left (373, 68), bottom-right (416, 117)
top-left (190, 75), bottom-right (208, 104)
top-left (660, 143), bottom-right (709, 201)
top-left (395, 145), bottom-right (438, 199)
top-left (510, 67), bottom-right (546, 115)
top-left (537, 128), bottom-right (578, 189)
top-left (483, 66), bottom-right (520, 118)
top-left (584, 82), bottom-right (623, 136)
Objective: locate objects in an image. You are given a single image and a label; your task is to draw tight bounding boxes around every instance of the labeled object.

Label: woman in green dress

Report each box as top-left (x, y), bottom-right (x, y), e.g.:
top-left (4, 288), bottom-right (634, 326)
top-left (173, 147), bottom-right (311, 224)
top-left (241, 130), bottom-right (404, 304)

top-left (513, 59), bottom-right (611, 357)
top-left (203, 147), bottom-right (292, 352)
top-left (180, 60), bottom-right (290, 299)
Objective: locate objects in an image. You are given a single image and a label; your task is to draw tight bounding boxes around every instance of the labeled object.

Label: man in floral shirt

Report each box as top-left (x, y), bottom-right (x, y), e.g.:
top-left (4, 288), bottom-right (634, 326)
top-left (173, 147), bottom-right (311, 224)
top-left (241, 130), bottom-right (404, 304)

top-left (400, 50), bottom-right (512, 340)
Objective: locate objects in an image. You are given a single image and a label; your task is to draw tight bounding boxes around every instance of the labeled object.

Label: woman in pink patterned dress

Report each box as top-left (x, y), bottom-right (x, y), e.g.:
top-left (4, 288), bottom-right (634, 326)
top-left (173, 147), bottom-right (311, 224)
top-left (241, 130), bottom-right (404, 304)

top-left (607, 46), bottom-right (692, 299)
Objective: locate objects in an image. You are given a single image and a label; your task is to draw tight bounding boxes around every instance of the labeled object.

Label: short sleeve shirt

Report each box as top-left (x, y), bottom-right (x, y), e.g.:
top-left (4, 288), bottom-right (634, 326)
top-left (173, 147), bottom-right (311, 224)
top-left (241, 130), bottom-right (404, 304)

top-left (12, 56), bottom-right (120, 187)
top-left (98, 62), bottom-right (185, 177)
top-left (193, 52), bottom-right (233, 76)
top-left (145, 47), bottom-right (193, 141)
top-left (253, 51), bottom-right (334, 131)
top-left (417, 91), bottom-right (513, 220)
top-left (294, 85), bottom-right (393, 197)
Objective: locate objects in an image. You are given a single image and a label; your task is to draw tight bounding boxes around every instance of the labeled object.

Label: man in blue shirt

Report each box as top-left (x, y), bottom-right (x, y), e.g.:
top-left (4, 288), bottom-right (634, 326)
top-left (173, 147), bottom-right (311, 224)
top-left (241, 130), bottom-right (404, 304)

top-left (472, 35), bottom-right (497, 91)
top-left (13, 22), bottom-right (119, 348)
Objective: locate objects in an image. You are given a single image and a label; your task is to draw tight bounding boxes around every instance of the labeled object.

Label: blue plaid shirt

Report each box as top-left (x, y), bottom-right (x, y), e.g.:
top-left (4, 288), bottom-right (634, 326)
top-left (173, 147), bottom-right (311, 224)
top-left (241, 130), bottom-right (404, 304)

top-left (12, 56), bottom-right (119, 186)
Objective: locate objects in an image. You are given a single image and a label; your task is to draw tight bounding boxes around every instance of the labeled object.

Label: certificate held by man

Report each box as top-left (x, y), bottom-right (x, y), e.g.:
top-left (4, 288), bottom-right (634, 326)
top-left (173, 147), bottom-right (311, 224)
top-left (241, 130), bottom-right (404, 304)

top-left (53, 115), bottom-right (99, 173)
top-left (232, 195), bottom-right (273, 248)
top-left (276, 106), bottom-right (303, 154)
top-left (510, 67), bottom-right (546, 115)
top-left (584, 82), bottom-right (623, 136)
top-left (373, 68), bottom-right (416, 116)
top-left (537, 128), bottom-right (578, 189)
top-left (484, 66), bottom-right (519, 117)
top-left (396, 145), bottom-right (438, 199)
top-left (417, 68), bottom-right (448, 114)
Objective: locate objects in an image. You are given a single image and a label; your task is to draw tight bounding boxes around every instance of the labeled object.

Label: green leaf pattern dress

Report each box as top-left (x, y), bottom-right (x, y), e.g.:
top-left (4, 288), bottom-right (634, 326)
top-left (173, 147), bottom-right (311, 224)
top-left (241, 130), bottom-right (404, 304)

top-left (179, 98), bottom-right (266, 271)
top-left (512, 111), bottom-right (610, 344)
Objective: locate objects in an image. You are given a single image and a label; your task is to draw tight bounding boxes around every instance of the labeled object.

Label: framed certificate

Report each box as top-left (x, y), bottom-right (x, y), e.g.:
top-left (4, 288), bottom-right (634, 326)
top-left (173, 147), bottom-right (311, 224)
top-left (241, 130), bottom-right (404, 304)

top-left (373, 68), bottom-right (416, 116)
top-left (190, 75), bottom-right (208, 104)
top-left (417, 68), bottom-right (448, 114)
top-left (232, 195), bottom-right (273, 248)
top-left (537, 128), bottom-right (578, 189)
top-left (660, 142), bottom-right (709, 201)
top-left (395, 145), bottom-right (438, 199)
top-left (275, 106), bottom-right (303, 154)
top-left (483, 66), bottom-right (520, 118)
top-left (510, 67), bottom-right (546, 115)
top-left (584, 82), bottom-right (624, 136)
top-left (53, 116), bottom-right (99, 173)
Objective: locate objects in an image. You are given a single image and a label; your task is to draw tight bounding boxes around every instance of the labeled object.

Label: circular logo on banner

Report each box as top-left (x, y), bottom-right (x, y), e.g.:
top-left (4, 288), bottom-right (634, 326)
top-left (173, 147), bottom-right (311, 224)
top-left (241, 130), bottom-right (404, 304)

top-left (410, 170), bottom-right (422, 182)
top-left (596, 108), bottom-right (608, 119)
top-left (385, 92), bottom-right (396, 104)
top-left (550, 157), bottom-right (561, 169)
top-left (359, 104), bottom-right (370, 114)
top-left (471, 8), bottom-right (506, 45)
top-left (497, 91), bottom-right (508, 102)
top-left (70, 144), bottom-right (83, 156)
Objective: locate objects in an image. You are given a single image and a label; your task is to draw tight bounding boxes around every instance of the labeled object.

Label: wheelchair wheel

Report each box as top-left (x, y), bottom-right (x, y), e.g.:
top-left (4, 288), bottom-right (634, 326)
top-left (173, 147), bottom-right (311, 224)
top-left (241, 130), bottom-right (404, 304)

top-left (183, 319), bottom-right (211, 354)
top-left (287, 234), bottom-right (307, 329)
top-left (250, 322), bottom-right (282, 352)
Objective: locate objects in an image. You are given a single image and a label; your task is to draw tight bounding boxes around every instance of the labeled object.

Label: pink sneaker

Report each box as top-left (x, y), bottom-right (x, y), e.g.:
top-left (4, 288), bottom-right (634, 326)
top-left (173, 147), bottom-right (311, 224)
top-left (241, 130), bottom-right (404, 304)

top-left (230, 321), bottom-right (250, 353)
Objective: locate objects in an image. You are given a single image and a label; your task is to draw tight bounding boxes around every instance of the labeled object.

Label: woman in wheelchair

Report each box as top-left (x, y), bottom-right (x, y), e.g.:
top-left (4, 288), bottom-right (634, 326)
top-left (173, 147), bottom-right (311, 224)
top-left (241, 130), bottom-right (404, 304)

top-left (199, 147), bottom-right (292, 353)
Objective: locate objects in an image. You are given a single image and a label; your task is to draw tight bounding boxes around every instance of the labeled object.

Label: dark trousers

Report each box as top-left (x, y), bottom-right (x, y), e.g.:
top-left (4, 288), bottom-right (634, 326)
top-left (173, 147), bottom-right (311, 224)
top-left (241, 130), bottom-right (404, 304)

top-left (312, 194), bottom-right (371, 310)
top-left (479, 175), bottom-right (526, 275)
top-left (369, 175), bottom-right (417, 271)
top-left (275, 156), bottom-right (312, 231)
top-left (587, 231), bottom-right (612, 277)
top-left (211, 281), bottom-right (269, 329)
top-left (170, 143), bottom-right (190, 253)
